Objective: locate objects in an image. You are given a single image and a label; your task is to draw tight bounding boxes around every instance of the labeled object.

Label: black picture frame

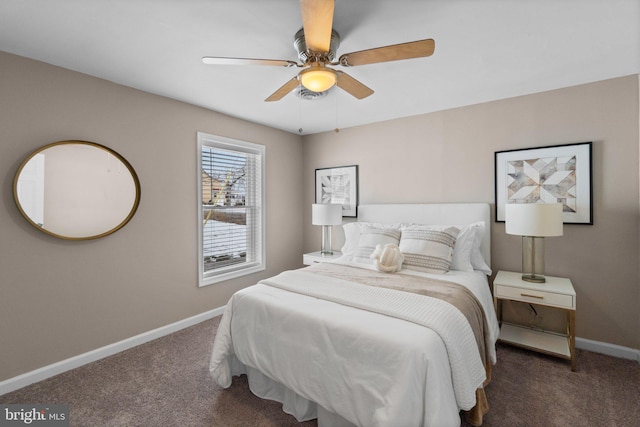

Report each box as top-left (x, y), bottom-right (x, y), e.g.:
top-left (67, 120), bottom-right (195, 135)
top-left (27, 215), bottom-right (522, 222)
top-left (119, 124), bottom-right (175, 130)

top-left (315, 165), bottom-right (359, 218)
top-left (495, 142), bottom-right (593, 224)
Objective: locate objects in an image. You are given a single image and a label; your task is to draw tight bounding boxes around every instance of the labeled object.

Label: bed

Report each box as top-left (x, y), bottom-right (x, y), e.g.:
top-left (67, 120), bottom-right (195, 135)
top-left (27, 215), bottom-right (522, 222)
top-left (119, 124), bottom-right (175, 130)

top-left (210, 203), bottom-right (500, 427)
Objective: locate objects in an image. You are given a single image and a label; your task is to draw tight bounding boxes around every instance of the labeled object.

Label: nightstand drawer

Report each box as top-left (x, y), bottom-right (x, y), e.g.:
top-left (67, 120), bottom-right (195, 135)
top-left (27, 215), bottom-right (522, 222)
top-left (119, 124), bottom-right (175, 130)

top-left (495, 284), bottom-right (574, 309)
top-left (303, 251), bottom-right (342, 266)
top-left (303, 254), bottom-right (323, 265)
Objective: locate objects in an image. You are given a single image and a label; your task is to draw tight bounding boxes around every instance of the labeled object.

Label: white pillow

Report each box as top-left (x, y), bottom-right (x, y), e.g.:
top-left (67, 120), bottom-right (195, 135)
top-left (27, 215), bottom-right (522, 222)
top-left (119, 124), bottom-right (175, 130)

top-left (354, 226), bottom-right (402, 263)
top-left (449, 223), bottom-right (476, 271)
top-left (399, 226), bottom-right (459, 274)
top-left (341, 222), bottom-right (402, 259)
top-left (470, 222), bottom-right (492, 275)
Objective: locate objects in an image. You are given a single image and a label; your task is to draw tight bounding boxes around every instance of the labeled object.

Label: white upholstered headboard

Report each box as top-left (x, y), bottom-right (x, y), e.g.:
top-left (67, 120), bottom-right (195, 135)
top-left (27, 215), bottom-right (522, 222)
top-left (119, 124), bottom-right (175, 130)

top-left (357, 203), bottom-right (491, 267)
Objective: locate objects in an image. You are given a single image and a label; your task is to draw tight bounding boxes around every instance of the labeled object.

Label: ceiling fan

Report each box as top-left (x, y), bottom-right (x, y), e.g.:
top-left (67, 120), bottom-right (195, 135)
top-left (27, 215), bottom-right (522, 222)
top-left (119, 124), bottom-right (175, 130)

top-left (202, 0), bottom-right (435, 102)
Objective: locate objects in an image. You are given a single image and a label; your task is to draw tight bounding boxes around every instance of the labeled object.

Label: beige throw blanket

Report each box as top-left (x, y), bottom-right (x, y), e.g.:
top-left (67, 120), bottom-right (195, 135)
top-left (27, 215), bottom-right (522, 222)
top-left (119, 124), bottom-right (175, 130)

top-left (306, 262), bottom-right (491, 369)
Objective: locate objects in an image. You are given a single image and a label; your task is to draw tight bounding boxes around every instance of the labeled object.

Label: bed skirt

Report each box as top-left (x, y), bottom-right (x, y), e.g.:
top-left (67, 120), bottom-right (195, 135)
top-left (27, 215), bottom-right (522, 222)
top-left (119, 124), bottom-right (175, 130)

top-left (230, 352), bottom-right (489, 426)
top-left (230, 354), bottom-right (356, 427)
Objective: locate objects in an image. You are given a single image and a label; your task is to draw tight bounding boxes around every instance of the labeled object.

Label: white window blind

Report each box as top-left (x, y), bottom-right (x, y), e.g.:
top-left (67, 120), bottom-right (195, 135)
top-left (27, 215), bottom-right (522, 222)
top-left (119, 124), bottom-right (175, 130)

top-left (197, 132), bottom-right (265, 286)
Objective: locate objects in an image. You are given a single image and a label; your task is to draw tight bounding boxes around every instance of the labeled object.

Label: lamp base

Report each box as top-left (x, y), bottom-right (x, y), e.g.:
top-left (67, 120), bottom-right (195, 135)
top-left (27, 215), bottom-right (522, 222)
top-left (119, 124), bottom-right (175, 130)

top-left (522, 274), bottom-right (546, 283)
top-left (522, 236), bottom-right (546, 284)
top-left (320, 225), bottom-right (333, 256)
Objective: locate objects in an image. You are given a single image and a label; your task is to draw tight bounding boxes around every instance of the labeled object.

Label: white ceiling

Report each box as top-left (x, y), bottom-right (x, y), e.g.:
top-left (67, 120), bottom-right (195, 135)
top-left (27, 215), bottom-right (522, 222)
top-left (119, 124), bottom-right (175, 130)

top-left (1, 0), bottom-right (638, 135)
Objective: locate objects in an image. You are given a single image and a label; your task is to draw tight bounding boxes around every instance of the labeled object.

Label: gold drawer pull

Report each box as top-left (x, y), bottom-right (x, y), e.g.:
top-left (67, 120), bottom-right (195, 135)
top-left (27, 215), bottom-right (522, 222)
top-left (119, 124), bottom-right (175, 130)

top-left (521, 293), bottom-right (544, 299)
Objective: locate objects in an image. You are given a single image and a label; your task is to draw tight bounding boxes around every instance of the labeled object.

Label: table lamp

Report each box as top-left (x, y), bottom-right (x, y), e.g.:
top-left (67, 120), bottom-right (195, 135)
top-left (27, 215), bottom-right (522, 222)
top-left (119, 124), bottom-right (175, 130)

top-left (312, 203), bottom-right (342, 256)
top-left (505, 203), bottom-right (563, 283)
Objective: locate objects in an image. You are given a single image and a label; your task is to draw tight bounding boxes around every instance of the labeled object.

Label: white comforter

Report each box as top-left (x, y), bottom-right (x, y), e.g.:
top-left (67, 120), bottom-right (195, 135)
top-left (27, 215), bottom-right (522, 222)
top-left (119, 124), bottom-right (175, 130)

top-left (210, 263), bottom-right (499, 427)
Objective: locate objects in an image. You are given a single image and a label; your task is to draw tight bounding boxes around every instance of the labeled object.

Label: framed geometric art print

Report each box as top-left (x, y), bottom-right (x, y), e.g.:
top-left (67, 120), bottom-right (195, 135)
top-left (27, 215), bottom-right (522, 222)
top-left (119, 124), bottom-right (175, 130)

top-left (495, 142), bottom-right (593, 224)
top-left (315, 165), bottom-right (358, 217)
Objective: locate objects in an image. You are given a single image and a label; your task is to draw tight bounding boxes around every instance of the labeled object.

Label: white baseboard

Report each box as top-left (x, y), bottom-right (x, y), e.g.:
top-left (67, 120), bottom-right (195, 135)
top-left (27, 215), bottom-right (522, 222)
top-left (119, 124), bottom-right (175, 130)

top-left (576, 337), bottom-right (640, 362)
top-left (0, 306), bottom-right (226, 396)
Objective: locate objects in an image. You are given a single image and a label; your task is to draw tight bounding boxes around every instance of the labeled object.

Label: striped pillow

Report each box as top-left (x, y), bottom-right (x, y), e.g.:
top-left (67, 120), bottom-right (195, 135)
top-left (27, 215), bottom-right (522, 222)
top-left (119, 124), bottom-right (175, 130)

top-left (399, 226), bottom-right (460, 274)
top-left (354, 227), bottom-right (402, 264)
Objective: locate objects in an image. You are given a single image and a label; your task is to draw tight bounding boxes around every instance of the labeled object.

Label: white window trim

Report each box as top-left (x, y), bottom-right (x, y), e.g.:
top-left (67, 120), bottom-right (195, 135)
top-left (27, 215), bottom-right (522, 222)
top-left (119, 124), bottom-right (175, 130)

top-left (197, 132), bottom-right (266, 287)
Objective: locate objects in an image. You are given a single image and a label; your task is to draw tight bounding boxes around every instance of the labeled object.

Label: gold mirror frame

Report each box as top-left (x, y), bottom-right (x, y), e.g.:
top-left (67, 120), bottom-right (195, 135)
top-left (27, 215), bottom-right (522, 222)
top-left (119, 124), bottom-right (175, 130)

top-left (13, 140), bottom-right (141, 240)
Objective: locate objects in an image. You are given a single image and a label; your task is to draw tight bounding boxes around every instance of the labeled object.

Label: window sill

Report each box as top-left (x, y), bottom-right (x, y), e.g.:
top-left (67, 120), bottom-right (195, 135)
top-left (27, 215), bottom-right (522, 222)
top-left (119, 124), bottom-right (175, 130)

top-left (199, 263), bottom-right (265, 287)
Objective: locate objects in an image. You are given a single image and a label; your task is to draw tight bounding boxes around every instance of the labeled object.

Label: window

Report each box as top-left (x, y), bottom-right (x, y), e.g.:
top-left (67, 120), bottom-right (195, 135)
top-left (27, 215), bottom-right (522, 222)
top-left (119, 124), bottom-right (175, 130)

top-left (197, 132), bottom-right (265, 286)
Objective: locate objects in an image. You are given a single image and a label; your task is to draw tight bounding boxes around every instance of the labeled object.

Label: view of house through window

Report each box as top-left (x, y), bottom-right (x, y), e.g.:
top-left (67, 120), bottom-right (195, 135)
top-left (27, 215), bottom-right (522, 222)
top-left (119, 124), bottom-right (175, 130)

top-left (197, 132), bottom-right (265, 286)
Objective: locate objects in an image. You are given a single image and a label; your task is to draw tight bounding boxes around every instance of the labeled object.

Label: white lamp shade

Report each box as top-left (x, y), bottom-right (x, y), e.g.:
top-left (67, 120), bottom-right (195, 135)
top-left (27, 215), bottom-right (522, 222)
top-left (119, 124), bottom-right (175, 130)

top-left (312, 203), bottom-right (342, 225)
top-left (505, 203), bottom-right (563, 237)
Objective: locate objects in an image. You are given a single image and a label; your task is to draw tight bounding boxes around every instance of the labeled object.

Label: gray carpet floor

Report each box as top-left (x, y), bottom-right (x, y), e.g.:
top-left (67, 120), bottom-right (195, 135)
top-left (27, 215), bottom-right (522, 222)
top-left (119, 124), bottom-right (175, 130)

top-left (1, 316), bottom-right (638, 426)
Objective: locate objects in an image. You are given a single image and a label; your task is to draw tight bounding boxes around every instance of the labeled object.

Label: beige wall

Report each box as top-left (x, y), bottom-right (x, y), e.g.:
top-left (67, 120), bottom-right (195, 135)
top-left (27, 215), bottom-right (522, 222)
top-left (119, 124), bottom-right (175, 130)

top-left (0, 52), bottom-right (304, 381)
top-left (302, 75), bottom-right (640, 350)
top-left (1, 49), bottom-right (637, 383)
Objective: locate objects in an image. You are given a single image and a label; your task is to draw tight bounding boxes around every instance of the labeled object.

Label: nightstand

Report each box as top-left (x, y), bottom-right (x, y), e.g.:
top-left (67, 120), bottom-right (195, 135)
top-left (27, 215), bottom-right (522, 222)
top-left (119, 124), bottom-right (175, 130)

top-left (493, 270), bottom-right (577, 371)
top-left (303, 251), bottom-right (343, 266)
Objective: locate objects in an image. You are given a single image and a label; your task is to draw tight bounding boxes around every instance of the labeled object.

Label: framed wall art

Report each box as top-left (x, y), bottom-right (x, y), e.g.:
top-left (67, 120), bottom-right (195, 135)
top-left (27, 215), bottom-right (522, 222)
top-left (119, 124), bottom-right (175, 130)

top-left (315, 165), bottom-right (358, 217)
top-left (495, 142), bottom-right (593, 224)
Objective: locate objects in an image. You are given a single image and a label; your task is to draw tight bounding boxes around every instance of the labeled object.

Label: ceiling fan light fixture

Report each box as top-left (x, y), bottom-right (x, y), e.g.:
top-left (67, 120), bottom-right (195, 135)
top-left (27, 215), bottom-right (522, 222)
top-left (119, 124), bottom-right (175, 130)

top-left (300, 66), bottom-right (337, 93)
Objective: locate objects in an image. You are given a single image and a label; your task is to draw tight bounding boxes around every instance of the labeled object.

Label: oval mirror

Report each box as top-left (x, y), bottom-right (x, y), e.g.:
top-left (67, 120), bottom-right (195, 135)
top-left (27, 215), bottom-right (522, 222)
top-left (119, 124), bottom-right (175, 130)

top-left (13, 140), bottom-right (141, 240)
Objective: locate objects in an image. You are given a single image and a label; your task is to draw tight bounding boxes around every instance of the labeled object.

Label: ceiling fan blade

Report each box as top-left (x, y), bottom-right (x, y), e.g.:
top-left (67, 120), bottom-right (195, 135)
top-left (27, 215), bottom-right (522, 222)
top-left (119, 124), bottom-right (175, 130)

top-left (265, 77), bottom-right (300, 102)
top-left (336, 71), bottom-right (374, 99)
top-left (300, 0), bottom-right (335, 52)
top-left (202, 57), bottom-right (299, 68)
top-left (339, 39), bottom-right (435, 67)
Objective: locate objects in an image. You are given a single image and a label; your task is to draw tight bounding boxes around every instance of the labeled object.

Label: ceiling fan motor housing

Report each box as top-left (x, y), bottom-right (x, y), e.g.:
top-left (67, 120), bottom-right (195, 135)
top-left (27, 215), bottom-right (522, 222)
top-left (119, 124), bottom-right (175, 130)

top-left (294, 28), bottom-right (341, 63)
